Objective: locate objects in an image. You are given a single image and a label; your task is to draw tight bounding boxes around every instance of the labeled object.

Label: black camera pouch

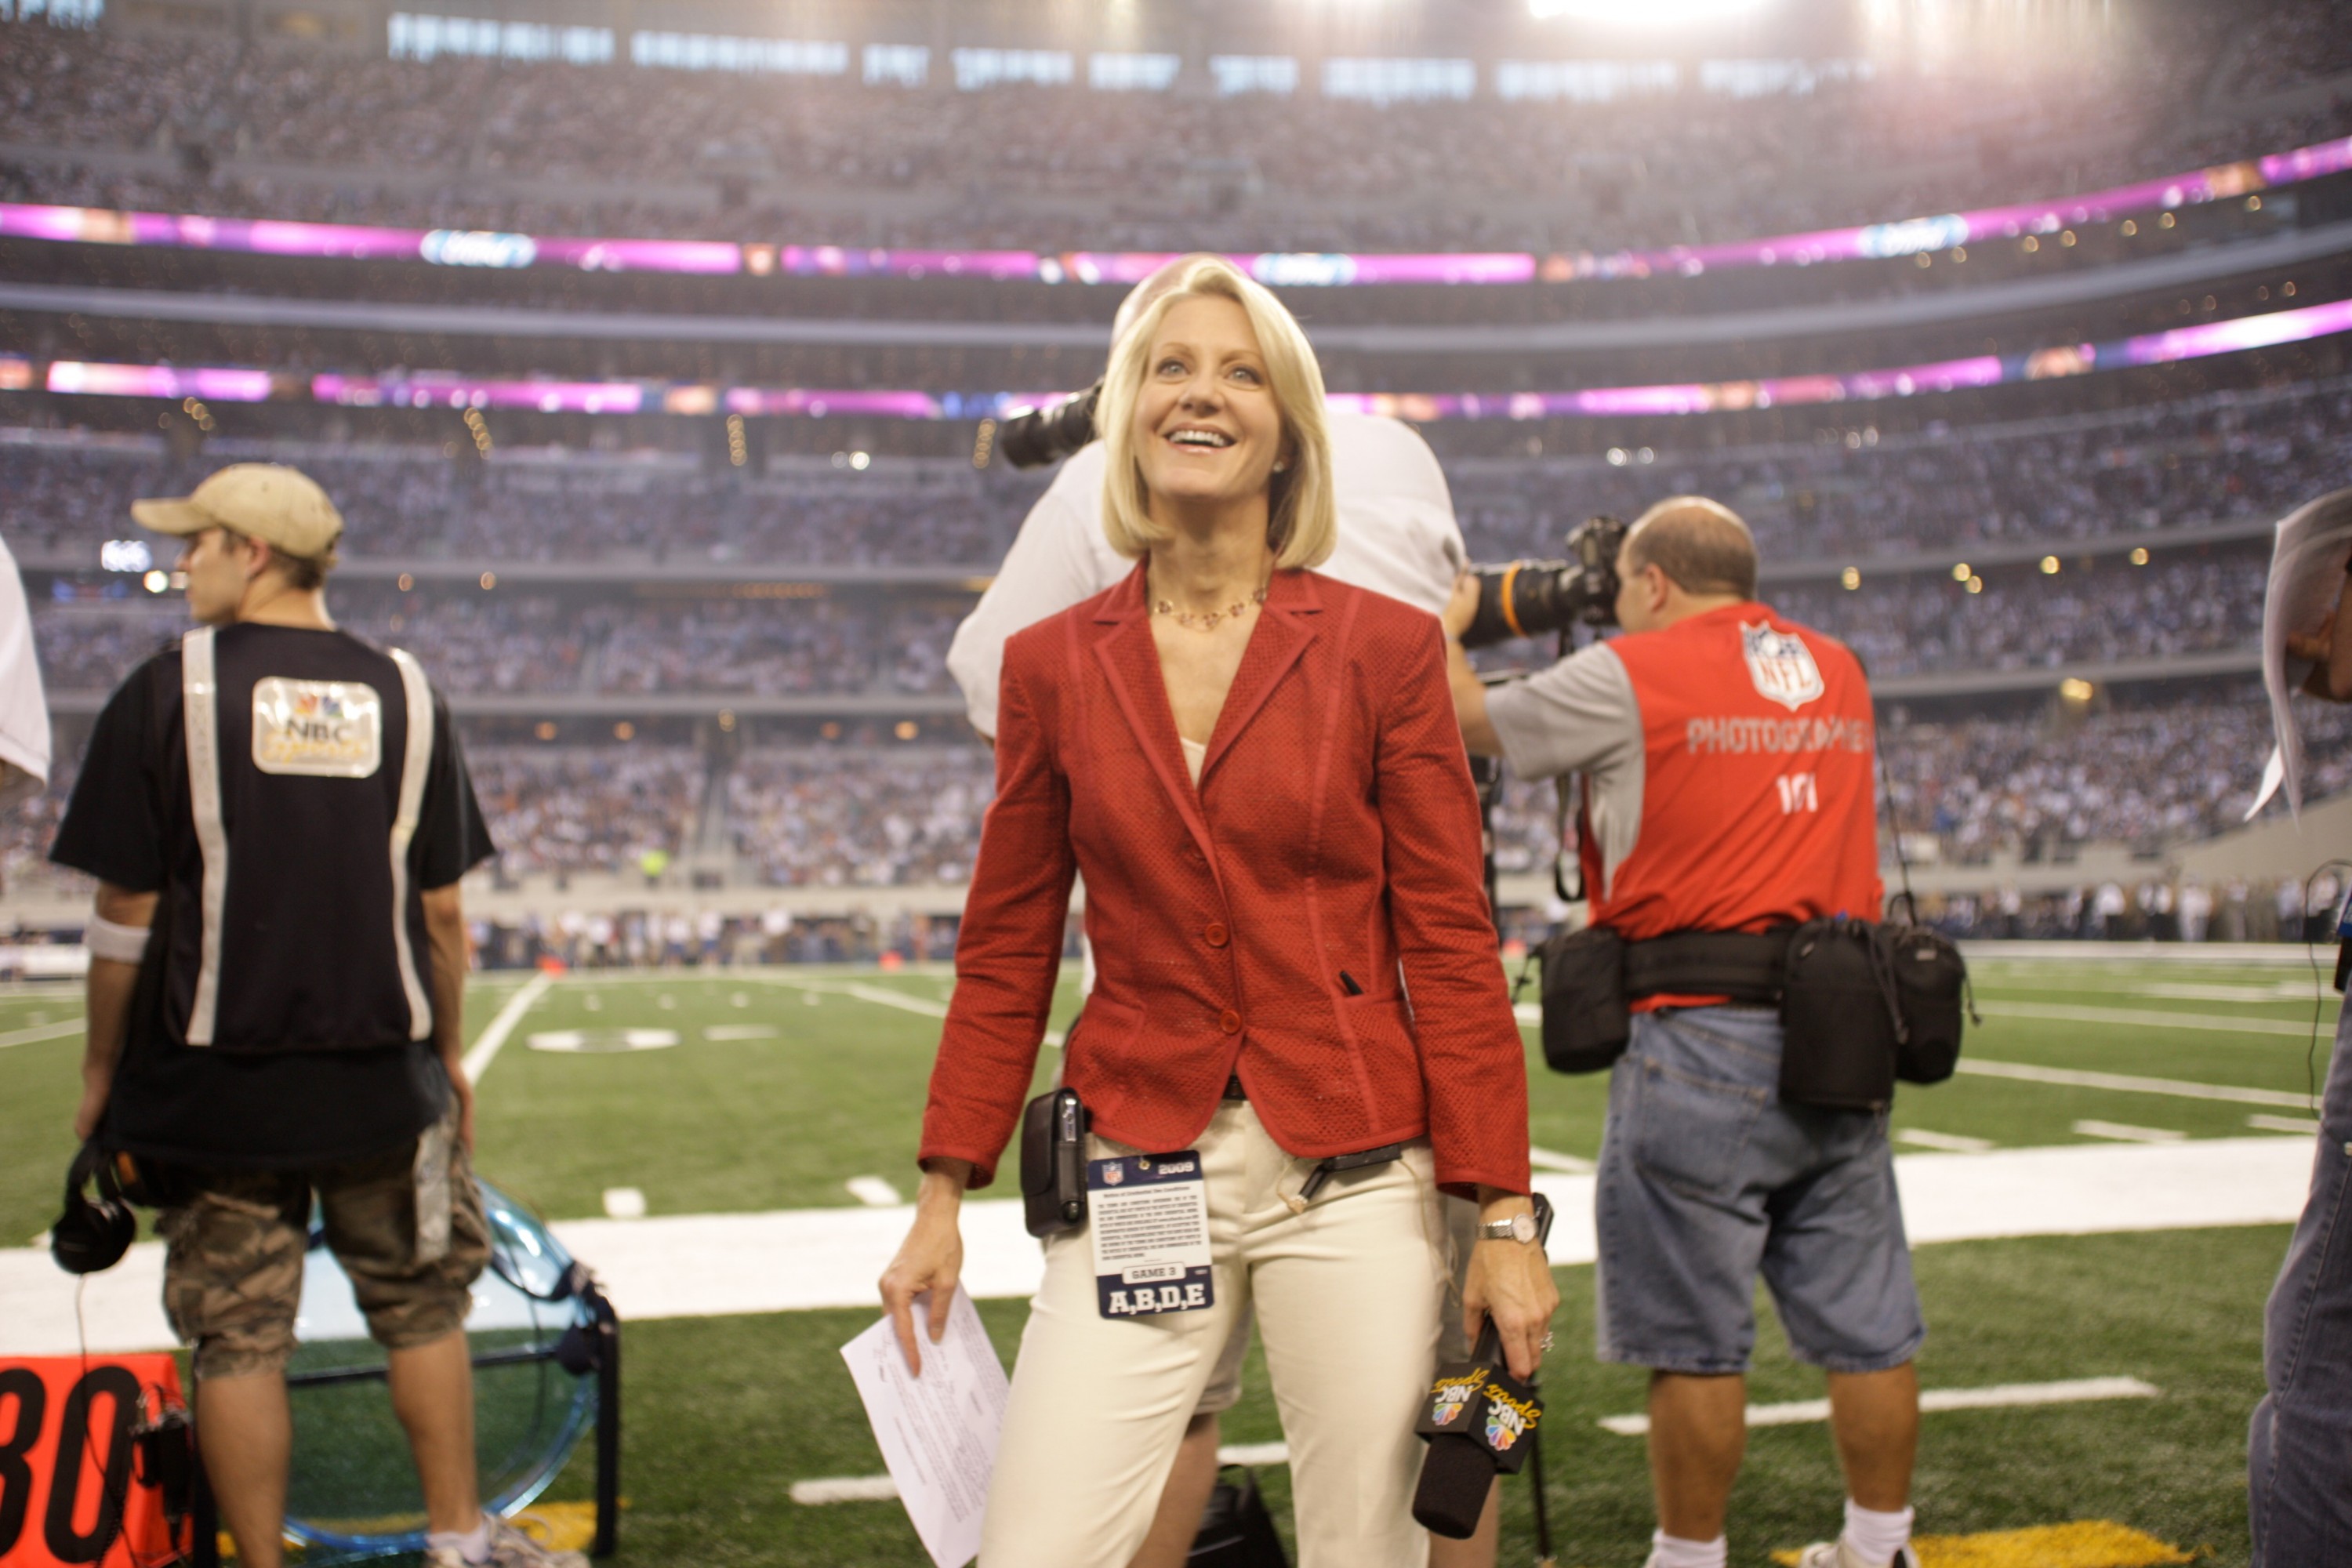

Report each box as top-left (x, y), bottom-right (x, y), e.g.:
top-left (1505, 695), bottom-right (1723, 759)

top-left (1019, 1086), bottom-right (1089, 1239)
top-left (1778, 916), bottom-right (1900, 1111)
top-left (1887, 924), bottom-right (1970, 1085)
top-left (1534, 924), bottom-right (1630, 1073)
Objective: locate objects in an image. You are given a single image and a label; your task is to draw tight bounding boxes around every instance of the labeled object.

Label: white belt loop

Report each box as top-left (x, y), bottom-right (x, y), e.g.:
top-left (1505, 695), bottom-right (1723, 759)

top-left (181, 626), bottom-right (226, 1046)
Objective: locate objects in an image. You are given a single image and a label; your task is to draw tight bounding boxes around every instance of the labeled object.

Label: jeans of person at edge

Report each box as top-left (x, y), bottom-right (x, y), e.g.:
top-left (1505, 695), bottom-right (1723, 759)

top-left (2249, 999), bottom-right (2352, 1565)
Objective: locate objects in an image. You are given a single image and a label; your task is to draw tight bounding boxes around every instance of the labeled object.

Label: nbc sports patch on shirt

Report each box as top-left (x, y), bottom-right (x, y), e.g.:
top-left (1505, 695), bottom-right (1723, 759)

top-left (252, 677), bottom-right (383, 778)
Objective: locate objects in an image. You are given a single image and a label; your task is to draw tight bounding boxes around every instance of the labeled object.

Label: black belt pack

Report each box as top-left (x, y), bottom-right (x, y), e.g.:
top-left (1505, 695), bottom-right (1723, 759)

top-left (1019, 1086), bottom-right (1090, 1239)
top-left (1530, 917), bottom-right (1972, 1108)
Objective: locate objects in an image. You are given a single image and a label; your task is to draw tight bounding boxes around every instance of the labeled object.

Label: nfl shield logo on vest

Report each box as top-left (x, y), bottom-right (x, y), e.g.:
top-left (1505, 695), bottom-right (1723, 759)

top-left (1741, 622), bottom-right (1825, 710)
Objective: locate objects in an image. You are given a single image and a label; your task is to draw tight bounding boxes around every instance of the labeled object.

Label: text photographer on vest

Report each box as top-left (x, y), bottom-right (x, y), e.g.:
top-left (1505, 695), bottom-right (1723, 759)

top-left (1443, 498), bottom-right (1925, 1568)
top-left (49, 465), bottom-right (572, 1568)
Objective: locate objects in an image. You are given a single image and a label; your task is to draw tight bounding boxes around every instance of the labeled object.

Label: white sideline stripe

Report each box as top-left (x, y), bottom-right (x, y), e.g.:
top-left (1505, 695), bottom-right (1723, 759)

top-left (2249, 1114), bottom-right (2325, 1134)
top-left (796, 1442), bottom-right (1299, 1504)
top-left (1960, 1056), bottom-right (2318, 1109)
top-left (1595, 1376), bottom-right (2161, 1436)
top-left (0, 1018), bottom-right (83, 1050)
top-left (1976, 999), bottom-right (2322, 1036)
top-left (5, 1138), bottom-right (2312, 1356)
top-left (1528, 1146), bottom-right (1595, 1174)
top-left (459, 971), bottom-right (555, 1082)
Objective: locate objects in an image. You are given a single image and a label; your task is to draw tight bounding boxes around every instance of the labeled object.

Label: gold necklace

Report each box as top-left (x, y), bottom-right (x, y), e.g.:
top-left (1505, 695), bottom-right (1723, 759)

top-left (1151, 581), bottom-right (1269, 633)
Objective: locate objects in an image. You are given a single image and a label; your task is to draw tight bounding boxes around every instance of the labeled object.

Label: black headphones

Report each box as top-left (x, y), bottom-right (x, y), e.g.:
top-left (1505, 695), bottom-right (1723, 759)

top-left (52, 1142), bottom-right (137, 1276)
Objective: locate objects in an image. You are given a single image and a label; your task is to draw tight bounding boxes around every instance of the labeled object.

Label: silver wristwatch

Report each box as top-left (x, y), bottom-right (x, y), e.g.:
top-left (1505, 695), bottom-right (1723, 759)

top-left (1479, 1211), bottom-right (1540, 1244)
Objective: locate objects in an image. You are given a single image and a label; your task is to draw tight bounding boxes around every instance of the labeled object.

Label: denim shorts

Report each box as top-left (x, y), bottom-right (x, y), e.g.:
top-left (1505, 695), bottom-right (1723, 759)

top-left (1594, 1004), bottom-right (1926, 1375)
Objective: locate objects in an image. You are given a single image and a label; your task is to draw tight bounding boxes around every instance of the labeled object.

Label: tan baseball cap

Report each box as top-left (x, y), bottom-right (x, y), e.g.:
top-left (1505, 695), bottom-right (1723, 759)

top-left (131, 463), bottom-right (343, 561)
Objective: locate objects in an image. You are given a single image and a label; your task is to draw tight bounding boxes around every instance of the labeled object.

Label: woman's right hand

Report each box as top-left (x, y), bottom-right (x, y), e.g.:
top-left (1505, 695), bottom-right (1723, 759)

top-left (878, 1160), bottom-right (974, 1376)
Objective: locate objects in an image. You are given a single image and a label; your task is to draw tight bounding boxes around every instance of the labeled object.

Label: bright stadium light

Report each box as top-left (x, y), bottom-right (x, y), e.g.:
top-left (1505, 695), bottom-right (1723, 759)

top-left (1530, 0), bottom-right (1771, 21)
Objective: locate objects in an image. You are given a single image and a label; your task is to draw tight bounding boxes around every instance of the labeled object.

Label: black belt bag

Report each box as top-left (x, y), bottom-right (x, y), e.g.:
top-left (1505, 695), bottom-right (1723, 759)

top-left (1533, 919), bottom-right (1972, 1105)
top-left (1019, 1086), bottom-right (1089, 1238)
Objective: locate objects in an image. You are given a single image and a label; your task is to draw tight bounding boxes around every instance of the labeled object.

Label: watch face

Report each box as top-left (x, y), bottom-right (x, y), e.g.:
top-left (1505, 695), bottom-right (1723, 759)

top-left (1511, 1212), bottom-right (1538, 1243)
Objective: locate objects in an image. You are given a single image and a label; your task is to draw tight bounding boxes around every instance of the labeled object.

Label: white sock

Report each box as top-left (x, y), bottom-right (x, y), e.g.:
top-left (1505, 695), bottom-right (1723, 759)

top-left (426, 1514), bottom-right (493, 1564)
top-left (1649, 1529), bottom-right (1729, 1568)
top-left (1841, 1499), bottom-right (1915, 1565)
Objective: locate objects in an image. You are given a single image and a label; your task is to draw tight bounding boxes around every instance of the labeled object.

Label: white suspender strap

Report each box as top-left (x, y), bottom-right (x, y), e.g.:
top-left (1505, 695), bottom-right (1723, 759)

top-left (180, 626), bottom-right (227, 1047)
top-left (388, 648), bottom-right (436, 1041)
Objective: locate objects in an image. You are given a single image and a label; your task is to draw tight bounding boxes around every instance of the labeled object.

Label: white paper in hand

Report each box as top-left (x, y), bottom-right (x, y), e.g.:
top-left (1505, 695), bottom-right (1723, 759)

top-left (841, 1287), bottom-right (1009, 1568)
top-left (2255, 488), bottom-right (2352, 819)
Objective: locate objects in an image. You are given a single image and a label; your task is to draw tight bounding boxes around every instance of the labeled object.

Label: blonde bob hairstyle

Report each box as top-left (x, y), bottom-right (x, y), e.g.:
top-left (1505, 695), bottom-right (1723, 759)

top-left (1095, 256), bottom-right (1336, 571)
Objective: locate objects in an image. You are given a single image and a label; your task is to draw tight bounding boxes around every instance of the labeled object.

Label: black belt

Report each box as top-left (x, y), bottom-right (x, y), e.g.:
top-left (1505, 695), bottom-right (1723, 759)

top-left (1223, 1074), bottom-right (1247, 1101)
top-left (1623, 929), bottom-right (1788, 1005)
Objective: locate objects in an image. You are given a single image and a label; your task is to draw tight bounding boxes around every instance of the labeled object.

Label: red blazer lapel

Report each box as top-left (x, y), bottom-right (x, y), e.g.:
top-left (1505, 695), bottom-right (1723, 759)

top-left (1089, 565), bottom-right (1224, 877)
top-left (1200, 569), bottom-right (1323, 785)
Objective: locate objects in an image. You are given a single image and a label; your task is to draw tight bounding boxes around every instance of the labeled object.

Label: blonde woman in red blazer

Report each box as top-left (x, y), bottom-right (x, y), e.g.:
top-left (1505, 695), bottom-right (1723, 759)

top-left (880, 257), bottom-right (1554, 1568)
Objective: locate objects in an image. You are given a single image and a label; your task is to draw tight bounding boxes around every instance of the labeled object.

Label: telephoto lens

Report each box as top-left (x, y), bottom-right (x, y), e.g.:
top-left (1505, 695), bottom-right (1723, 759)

top-left (991, 382), bottom-right (1104, 469)
top-left (1459, 514), bottom-right (1630, 648)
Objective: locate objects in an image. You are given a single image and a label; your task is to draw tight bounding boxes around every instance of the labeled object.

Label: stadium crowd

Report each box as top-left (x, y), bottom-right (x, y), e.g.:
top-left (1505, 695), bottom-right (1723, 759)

top-left (1, 4), bottom-right (2347, 254)
top-left (8, 377), bottom-right (2348, 573)
top-left (725, 747), bottom-right (989, 887)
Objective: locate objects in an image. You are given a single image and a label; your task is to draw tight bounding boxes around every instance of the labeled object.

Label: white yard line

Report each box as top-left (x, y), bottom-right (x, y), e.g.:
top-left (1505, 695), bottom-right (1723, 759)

top-left (1958, 1056), bottom-right (2318, 1110)
top-left (459, 971), bottom-right (555, 1083)
top-left (1597, 1377), bottom-right (2161, 1436)
top-left (2072, 1120), bottom-right (2187, 1144)
top-left (797, 1381), bottom-right (2163, 1503)
top-left (1897, 1128), bottom-right (1996, 1153)
top-left (751, 972), bottom-right (1067, 1046)
top-left (1975, 1000), bottom-right (2323, 1037)
top-left (0, 1018), bottom-right (83, 1050)
top-left (796, 1439), bottom-right (1304, 1504)
top-left (2248, 1114), bottom-right (2325, 1135)
top-left (1528, 1146), bottom-right (1595, 1174)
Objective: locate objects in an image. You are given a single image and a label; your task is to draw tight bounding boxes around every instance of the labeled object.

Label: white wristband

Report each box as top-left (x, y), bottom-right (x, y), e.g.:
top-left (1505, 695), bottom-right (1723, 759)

top-left (84, 913), bottom-right (152, 965)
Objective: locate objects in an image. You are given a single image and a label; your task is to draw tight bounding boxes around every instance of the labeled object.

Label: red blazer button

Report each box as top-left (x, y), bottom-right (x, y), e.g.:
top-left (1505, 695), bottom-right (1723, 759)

top-left (1203, 922), bottom-right (1230, 947)
top-left (1219, 1009), bottom-right (1243, 1034)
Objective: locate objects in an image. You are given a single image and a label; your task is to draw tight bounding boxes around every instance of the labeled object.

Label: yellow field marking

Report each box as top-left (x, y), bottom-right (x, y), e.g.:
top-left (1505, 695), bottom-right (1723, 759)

top-left (1771, 1519), bottom-right (2189, 1567)
top-left (508, 1500), bottom-right (618, 1551)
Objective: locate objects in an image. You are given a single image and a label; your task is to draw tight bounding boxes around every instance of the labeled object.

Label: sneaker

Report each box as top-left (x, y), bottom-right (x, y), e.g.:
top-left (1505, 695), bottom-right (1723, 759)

top-left (423, 1516), bottom-right (589, 1568)
top-left (1793, 1543), bottom-right (1922, 1568)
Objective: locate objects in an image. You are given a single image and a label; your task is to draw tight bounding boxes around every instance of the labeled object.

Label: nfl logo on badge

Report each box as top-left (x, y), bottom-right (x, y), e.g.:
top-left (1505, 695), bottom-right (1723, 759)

top-left (1741, 622), bottom-right (1824, 711)
top-left (1103, 1164), bottom-right (1125, 1186)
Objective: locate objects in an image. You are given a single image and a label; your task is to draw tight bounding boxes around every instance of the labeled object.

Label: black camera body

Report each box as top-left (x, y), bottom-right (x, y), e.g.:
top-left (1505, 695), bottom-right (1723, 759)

top-left (1460, 514), bottom-right (1629, 648)
top-left (989, 382), bottom-right (1104, 470)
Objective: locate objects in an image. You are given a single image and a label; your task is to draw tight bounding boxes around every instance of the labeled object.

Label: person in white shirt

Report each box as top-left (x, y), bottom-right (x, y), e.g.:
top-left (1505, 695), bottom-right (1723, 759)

top-left (0, 531), bottom-right (52, 815)
top-left (944, 256), bottom-right (1504, 1568)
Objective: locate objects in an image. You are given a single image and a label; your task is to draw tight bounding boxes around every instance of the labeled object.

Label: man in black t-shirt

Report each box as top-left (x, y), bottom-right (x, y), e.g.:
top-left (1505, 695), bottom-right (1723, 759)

top-left (52, 463), bottom-right (573, 1568)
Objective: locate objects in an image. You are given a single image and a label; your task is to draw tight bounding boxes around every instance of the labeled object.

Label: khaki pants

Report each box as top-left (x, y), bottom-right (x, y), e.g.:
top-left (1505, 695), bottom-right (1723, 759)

top-left (981, 1101), bottom-right (1449, 1568)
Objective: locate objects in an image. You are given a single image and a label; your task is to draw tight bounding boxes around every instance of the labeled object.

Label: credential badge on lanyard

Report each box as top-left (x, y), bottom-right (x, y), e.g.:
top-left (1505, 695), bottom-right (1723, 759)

top-left (1088, 1151), bottom-right (1214, 1319)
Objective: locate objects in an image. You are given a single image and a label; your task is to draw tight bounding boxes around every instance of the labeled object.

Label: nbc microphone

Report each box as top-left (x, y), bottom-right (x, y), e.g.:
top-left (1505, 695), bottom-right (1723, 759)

top-left (1410, 1193), bottom-right (1553, 1540)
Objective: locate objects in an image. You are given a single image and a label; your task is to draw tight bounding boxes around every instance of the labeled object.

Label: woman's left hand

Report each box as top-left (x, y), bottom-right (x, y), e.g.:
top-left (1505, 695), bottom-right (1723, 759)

top-left (1461, 1203), bottom-right (1560, 1382)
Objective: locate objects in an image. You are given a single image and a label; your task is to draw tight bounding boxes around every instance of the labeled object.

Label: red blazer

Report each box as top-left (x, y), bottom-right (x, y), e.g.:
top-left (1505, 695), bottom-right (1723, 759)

top-left (920, 564), bottom-right (1531, 1199)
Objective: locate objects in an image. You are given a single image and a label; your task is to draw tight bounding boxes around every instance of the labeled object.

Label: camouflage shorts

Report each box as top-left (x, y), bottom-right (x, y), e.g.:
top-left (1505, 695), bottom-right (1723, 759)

top-left (157, 1110), bottom-right (489, 1378)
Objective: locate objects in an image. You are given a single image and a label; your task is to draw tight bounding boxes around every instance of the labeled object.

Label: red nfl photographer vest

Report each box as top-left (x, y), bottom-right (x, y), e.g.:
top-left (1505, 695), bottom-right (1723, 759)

top-left (1582, 604), bottom-right (1882, 983)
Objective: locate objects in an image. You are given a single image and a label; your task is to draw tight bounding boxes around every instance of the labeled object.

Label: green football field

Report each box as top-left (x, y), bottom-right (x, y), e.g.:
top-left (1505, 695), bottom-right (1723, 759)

top-left (0, 952), bottom-right (2335, 1566)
